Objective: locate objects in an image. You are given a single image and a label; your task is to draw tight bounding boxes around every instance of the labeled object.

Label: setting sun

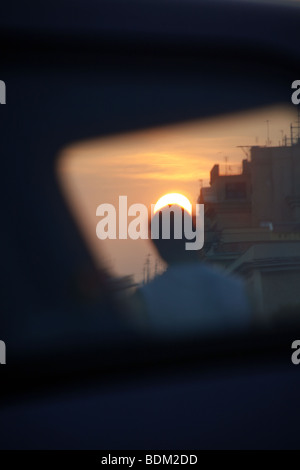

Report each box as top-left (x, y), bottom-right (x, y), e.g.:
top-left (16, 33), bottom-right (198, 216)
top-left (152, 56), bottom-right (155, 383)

top-left (154, 193), bottom-right (192, 215)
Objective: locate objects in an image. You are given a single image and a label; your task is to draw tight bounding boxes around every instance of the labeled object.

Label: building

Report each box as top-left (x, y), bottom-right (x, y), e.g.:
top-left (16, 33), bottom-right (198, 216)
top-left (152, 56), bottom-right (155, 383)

top-left (200, 138), bottom-right (300, 319)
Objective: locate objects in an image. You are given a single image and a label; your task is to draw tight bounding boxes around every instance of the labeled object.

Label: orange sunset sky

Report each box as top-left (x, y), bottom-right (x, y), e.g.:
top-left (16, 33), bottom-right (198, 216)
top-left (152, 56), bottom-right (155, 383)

top-left (58, 104), bottom-right (297, 282)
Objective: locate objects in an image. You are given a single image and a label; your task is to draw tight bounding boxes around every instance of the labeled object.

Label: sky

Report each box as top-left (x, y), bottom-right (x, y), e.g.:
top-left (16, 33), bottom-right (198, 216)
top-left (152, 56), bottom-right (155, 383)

top-left (58, 104), bottom-right (297, 283)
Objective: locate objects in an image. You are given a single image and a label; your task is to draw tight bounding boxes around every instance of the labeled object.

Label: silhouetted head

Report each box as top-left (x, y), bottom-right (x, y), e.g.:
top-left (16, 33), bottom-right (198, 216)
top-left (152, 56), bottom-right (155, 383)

top-left (149, 205), bottom-right (199, 265)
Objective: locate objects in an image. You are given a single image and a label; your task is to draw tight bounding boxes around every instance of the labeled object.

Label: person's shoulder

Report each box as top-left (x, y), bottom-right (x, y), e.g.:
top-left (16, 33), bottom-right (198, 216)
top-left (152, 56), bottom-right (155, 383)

top-left (196, 262), bottom-right (241, 281)
top-left (189, 262), bottom-right (246, 293)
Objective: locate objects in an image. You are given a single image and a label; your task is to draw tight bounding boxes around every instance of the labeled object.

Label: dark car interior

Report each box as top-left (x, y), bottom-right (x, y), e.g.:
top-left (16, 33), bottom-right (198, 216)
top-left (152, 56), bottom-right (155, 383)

top-left (1, 0), bottom-right (300, 449)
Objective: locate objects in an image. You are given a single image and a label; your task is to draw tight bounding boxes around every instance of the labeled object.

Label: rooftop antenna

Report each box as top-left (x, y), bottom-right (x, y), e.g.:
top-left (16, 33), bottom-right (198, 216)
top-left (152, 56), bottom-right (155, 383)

top-left (236, 145), bottom-right (251, 160)
top-left (224, 156), bottom-right (228, 175)
top-left (289, 109), bottom-right (300, 146)
top-left (142, 254), bottom-right (151, 284)
top-left (265, 120), bottom-right (271, 146)
top-left (280, 130), bottom-right (284, 146)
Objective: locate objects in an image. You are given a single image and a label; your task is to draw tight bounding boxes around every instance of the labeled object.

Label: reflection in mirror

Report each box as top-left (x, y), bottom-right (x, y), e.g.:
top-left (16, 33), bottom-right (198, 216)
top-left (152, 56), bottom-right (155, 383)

top-left (58, 104), bottom-right (300, 336)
